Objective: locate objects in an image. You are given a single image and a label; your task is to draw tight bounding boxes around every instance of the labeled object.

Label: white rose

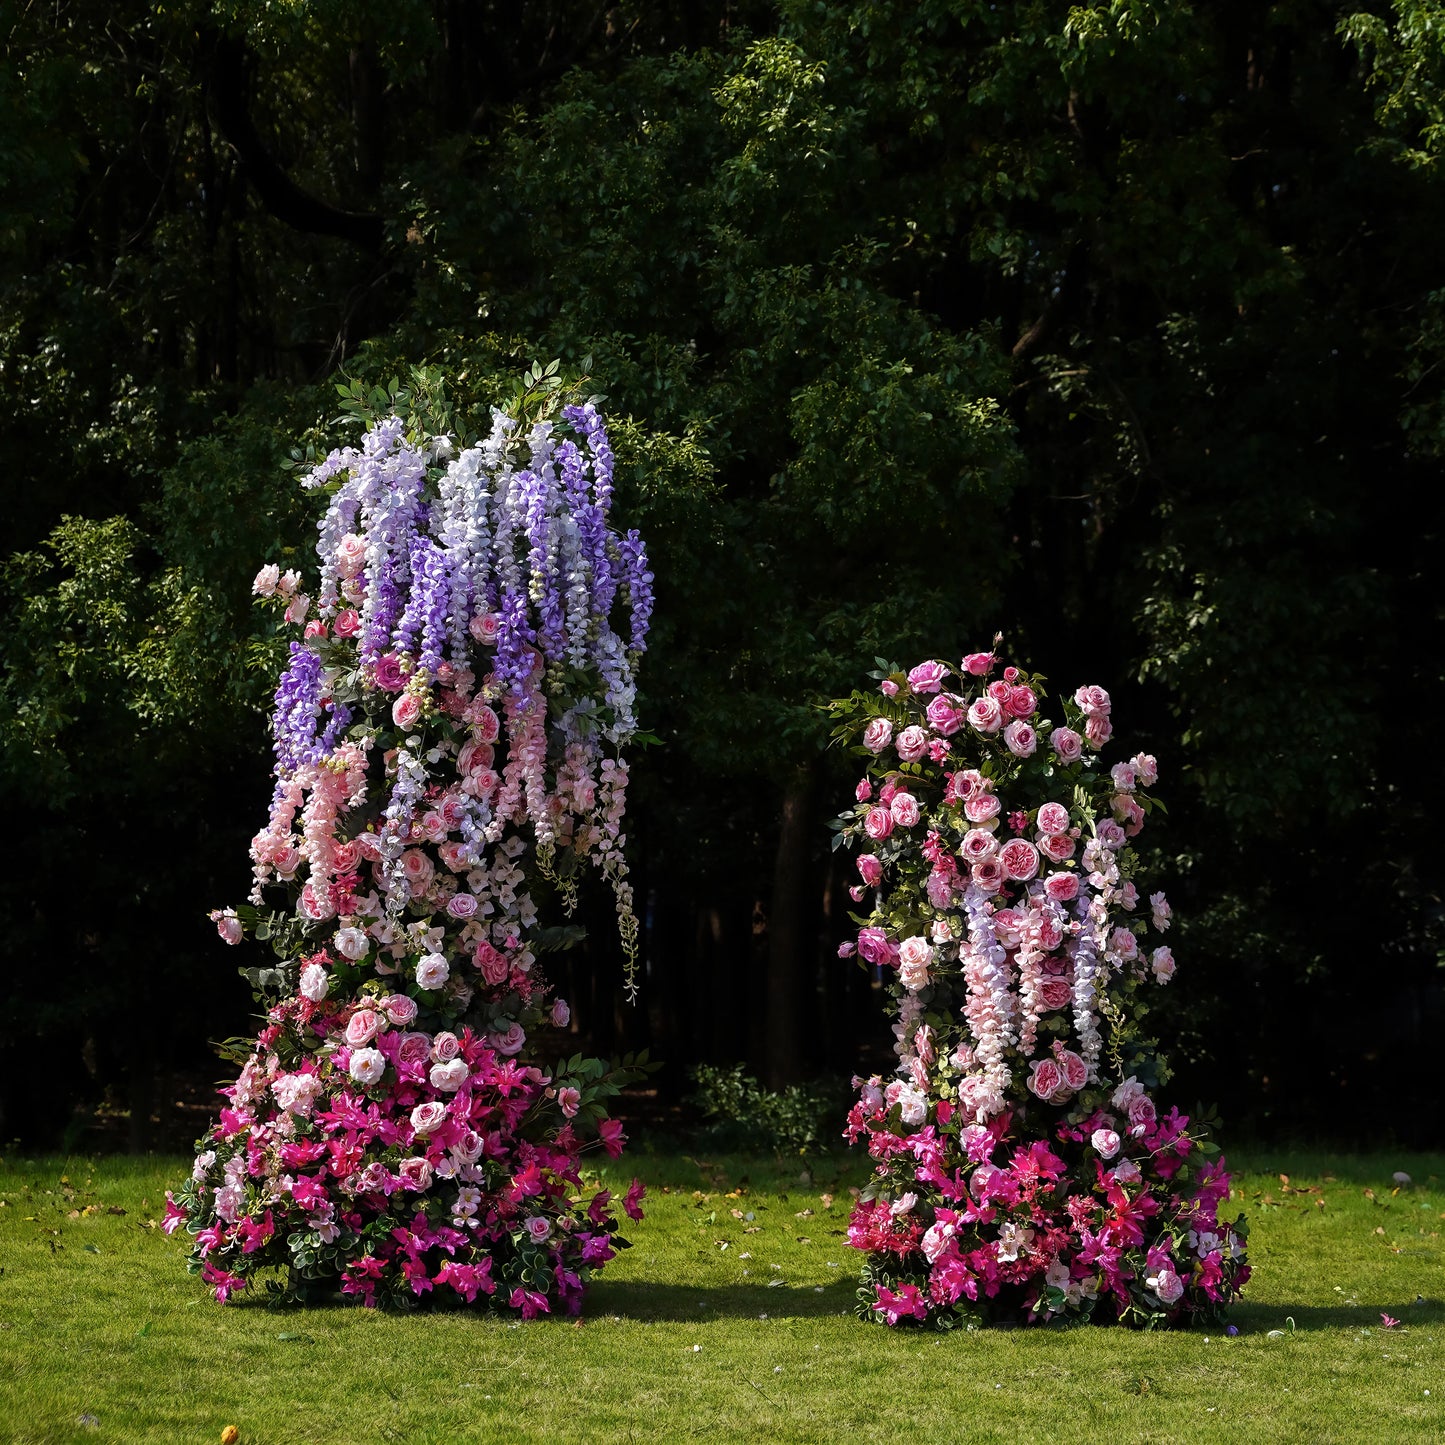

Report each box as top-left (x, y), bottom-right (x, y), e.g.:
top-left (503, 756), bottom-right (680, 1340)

top-left (334, 927), bottom-right (369, 961)
top-left (429, 1058), bottom-right (470, 1093)
top-left (298, 962), bottom-right (330, 1002)
top-left (348, 1047), bottom-right (386, 1086)
top-left (416, 953), bottom-right (450, 990)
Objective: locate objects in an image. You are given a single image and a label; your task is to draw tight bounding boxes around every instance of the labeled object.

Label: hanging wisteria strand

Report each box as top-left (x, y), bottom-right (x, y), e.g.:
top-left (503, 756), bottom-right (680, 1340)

top-left (174, 385), bottom-right (654, 1315)
top-left (830, 652), bottom-right (1248, 1330)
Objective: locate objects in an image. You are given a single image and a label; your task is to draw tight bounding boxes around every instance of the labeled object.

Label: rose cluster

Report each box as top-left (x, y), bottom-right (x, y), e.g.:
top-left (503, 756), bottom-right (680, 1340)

top-left (171, 395), bottom-right (653, 1311)
top-left (829, 651), bottom-right (1248, 1329)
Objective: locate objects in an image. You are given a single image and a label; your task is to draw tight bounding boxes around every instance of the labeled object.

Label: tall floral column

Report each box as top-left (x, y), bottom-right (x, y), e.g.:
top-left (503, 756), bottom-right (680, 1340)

top-left (829, 649), bottom-right (1248, 1328)
top-left (167, 376), bottom-right (654, 1313)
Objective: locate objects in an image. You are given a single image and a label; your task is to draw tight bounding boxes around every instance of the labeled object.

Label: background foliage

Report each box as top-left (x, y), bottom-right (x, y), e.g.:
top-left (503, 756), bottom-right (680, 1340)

top-left (2, 0), bottom-right (1439, 1147)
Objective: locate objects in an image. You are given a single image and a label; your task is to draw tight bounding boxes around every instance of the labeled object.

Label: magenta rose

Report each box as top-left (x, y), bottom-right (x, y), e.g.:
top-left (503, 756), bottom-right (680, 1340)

top-left (1003, 720), bottom-right (1037, 757)
top-left (1051, 727), bottom-right (1083, 764)
top-left (895, 726), bottom-right (929, 763)
top-left (1043, 871), bottom-right (1079, 903)
top-left (890, 792), bottom-right (920, 828)
top-left (373, 653), bottom-right (407, 692)
top-left (999, 839), bottom-right (1040, 881)
top-left (862, 717), bottom-right (894, 754)
top-left (864, 806), bottom-right (895, 840)
top-left (966, 696), bottom-right (1004, 734)
top-left (857, 927), bottom-right (897, 967)
top-left (907, 660), bottom-right (948, 694)
top-left (855, 777), bottom-right (873, 802)
top-left (857, 854), bottom-right (883, 886)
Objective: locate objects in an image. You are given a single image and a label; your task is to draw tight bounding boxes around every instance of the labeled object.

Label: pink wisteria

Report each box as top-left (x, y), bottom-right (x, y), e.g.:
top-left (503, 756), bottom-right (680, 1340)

top-left (830, 651), bottom-right (1248, 1328)
top-left (169, 388), bottom-right (652, 1311)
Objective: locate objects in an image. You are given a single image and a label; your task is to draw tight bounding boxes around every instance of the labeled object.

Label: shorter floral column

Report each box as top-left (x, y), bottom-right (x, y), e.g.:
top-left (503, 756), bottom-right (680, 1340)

top-left (168, 381), bottom-right (654, 1312)
top-left (829, 649), bottom-right (1249, 1328)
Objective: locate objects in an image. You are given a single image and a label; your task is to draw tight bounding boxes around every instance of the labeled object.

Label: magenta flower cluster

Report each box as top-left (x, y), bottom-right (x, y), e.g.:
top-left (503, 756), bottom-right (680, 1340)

top-left (830, 651), bottom-right (1249, 1329)
top-left (171, 400), bottom-right (652, 1312)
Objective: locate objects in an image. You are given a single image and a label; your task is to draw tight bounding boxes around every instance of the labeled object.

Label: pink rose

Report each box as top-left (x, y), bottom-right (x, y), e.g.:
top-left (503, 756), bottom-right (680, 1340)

top-left (1128, 1094), bottom-right (1157, 1128)
top-left (1035, 913), bottom-right (1064, 951)
top-left (1111, 762), bottom-right (1137, 792)
top-left (1037, 831), bottom-right (1076, 863)
top-left (373, 654), bottom-right (407, 692)
top-left (1097, 819), bottom-right (1127, 851)
top-left (400, 849), bottom-right (434, 886)
top-left (469, 612), bottom-right (501, 646)
top-left (890, 792), bottom-right (920, 828)
top-left (348, 1047), bottom-right (385, 1086)
top-left (304, 619), bottom-right (328, 640)
top-left (397, 1157), bottom-right (433, 1191)
top-left (1091, 1127), bottom-right (1121, 1160)
top-left (1109, 926), bottom-right (1139, 961)
top-left (410, 1101), bottom-right (449, 1136)
top-left (1131, 752), bottom-right (1159, 786)
top-left (1043, 871), bottom-right (1079, 903)
top-left (961, 828), bottom-right (999, 863)
top-left (397, 1032), bottom-right (432, 1070)
top-left (335, 533), bottom-right (368, 578)
top-left (1055, 1048), bottom-right (1087, 1091)
top-left (446, 892), bottom-right (478, 919)
top-left (907, 661), bottom-right (948, 694)
top-left (962, 652), bottom-right (995, 676)
top-left (1151, 946), bottom-right (1175, 984)
top-left (897, 936), bottom-right (933, 991)
top-left (252, 564), bottom-right (280, 597)
top-left (991, 908), bottom-right (1024, 946)
top-left (971, 857), bottom-right (1005, 894)
top-left (987, 680), bottom-right (1011, 704)
top-left (490, 1021), bottom-right (526, 1056)
top-left (966, 696), bottom-right (1004, 734)
top-left (925, 694), bottom-right (963, 736)
top-left (1003, 720), bottom-right (1037, 757)
top-left (333, 608), bottom-right (361, 639)
top-left (383, 994), bottom-right (418, 1026)
top-left (392, 692), bottom-right (422, 731)
top-left (557, 1086), bottom-right (581, 1118)
top-left (862, 718), bottom-right (894, 754)
top-left (475, 940), bottom-right (510, 986)
top-left (864, 806), bottom-right (895, 840)
top-left (1036, 802), bottom-right (1070, 835)
top-left (354, 1162), bottom-right (390, 1194)
top-left (963, 792), bottom-right (1002, 824)
top-left (284, 593), bottom-right (311, 625)
top-left (1073, 684), bottom-right (1111, 717)
top-left (857, 854), bottom-right (883, 887)
top-left (895, 725), bottom-right (929, 762)
top-left (524, 1215), bottom-right (553, 1244)
top-left (299, 963), bottom-right (329, 1002)
top-left (855, 777), bottom-right (873, 802)
top-left (431, 1031), bottom-right (461, 1063)
top-left (470, 705), bottom-right (501, 745)
top-left (550, 998), bottom-right (571, 1028)
top-left (1006, 685), bottom-right (1038, 719)
top-left (1152, 1268), bottom-right (1184, 1306)
top-left (1027, 1058), bottom-right (1065, 1100)
top-left (999, 839), bottom-right (1040, 882)
top-left (857, 927), bottom-right (897, 967)
top-left (334, 926), bottom-right (369, 961)
top-left (1037, 977), bottom-right (1073, 1010)
top-left (1084, 713), bottom-right (1113, 749)
top-left (210, 909), bottom-right (243, 946)
top-left (298, 882), bottom-right (335, 922)
top-left (345, 1009), bottom-right (383, 1047)
top-left (1151, 892), bottom-right (1172, 931)
top-left (1051, 727), bottom-right (1083, 764)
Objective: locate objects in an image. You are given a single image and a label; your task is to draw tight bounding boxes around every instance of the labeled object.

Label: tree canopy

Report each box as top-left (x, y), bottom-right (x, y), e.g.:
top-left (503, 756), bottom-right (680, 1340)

top-left (2, 0), bottom-right (1439, 1147)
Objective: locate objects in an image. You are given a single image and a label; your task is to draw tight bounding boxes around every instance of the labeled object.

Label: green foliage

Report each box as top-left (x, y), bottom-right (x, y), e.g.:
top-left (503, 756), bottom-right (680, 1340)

top-left (687, 1064), bottom-right (851, 1158)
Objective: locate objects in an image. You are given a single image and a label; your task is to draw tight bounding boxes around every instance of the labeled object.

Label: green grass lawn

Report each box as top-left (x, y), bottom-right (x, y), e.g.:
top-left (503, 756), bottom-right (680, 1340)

top-left (0, 1147), bottom-right (1441, 1444)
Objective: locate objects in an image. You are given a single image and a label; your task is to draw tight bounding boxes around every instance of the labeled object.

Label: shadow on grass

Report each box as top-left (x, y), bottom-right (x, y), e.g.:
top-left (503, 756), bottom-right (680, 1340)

top-left (584, 1278), bottom-right (857, 1322)
top-left (1226, 1299), bottom-right (1445, 1334)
